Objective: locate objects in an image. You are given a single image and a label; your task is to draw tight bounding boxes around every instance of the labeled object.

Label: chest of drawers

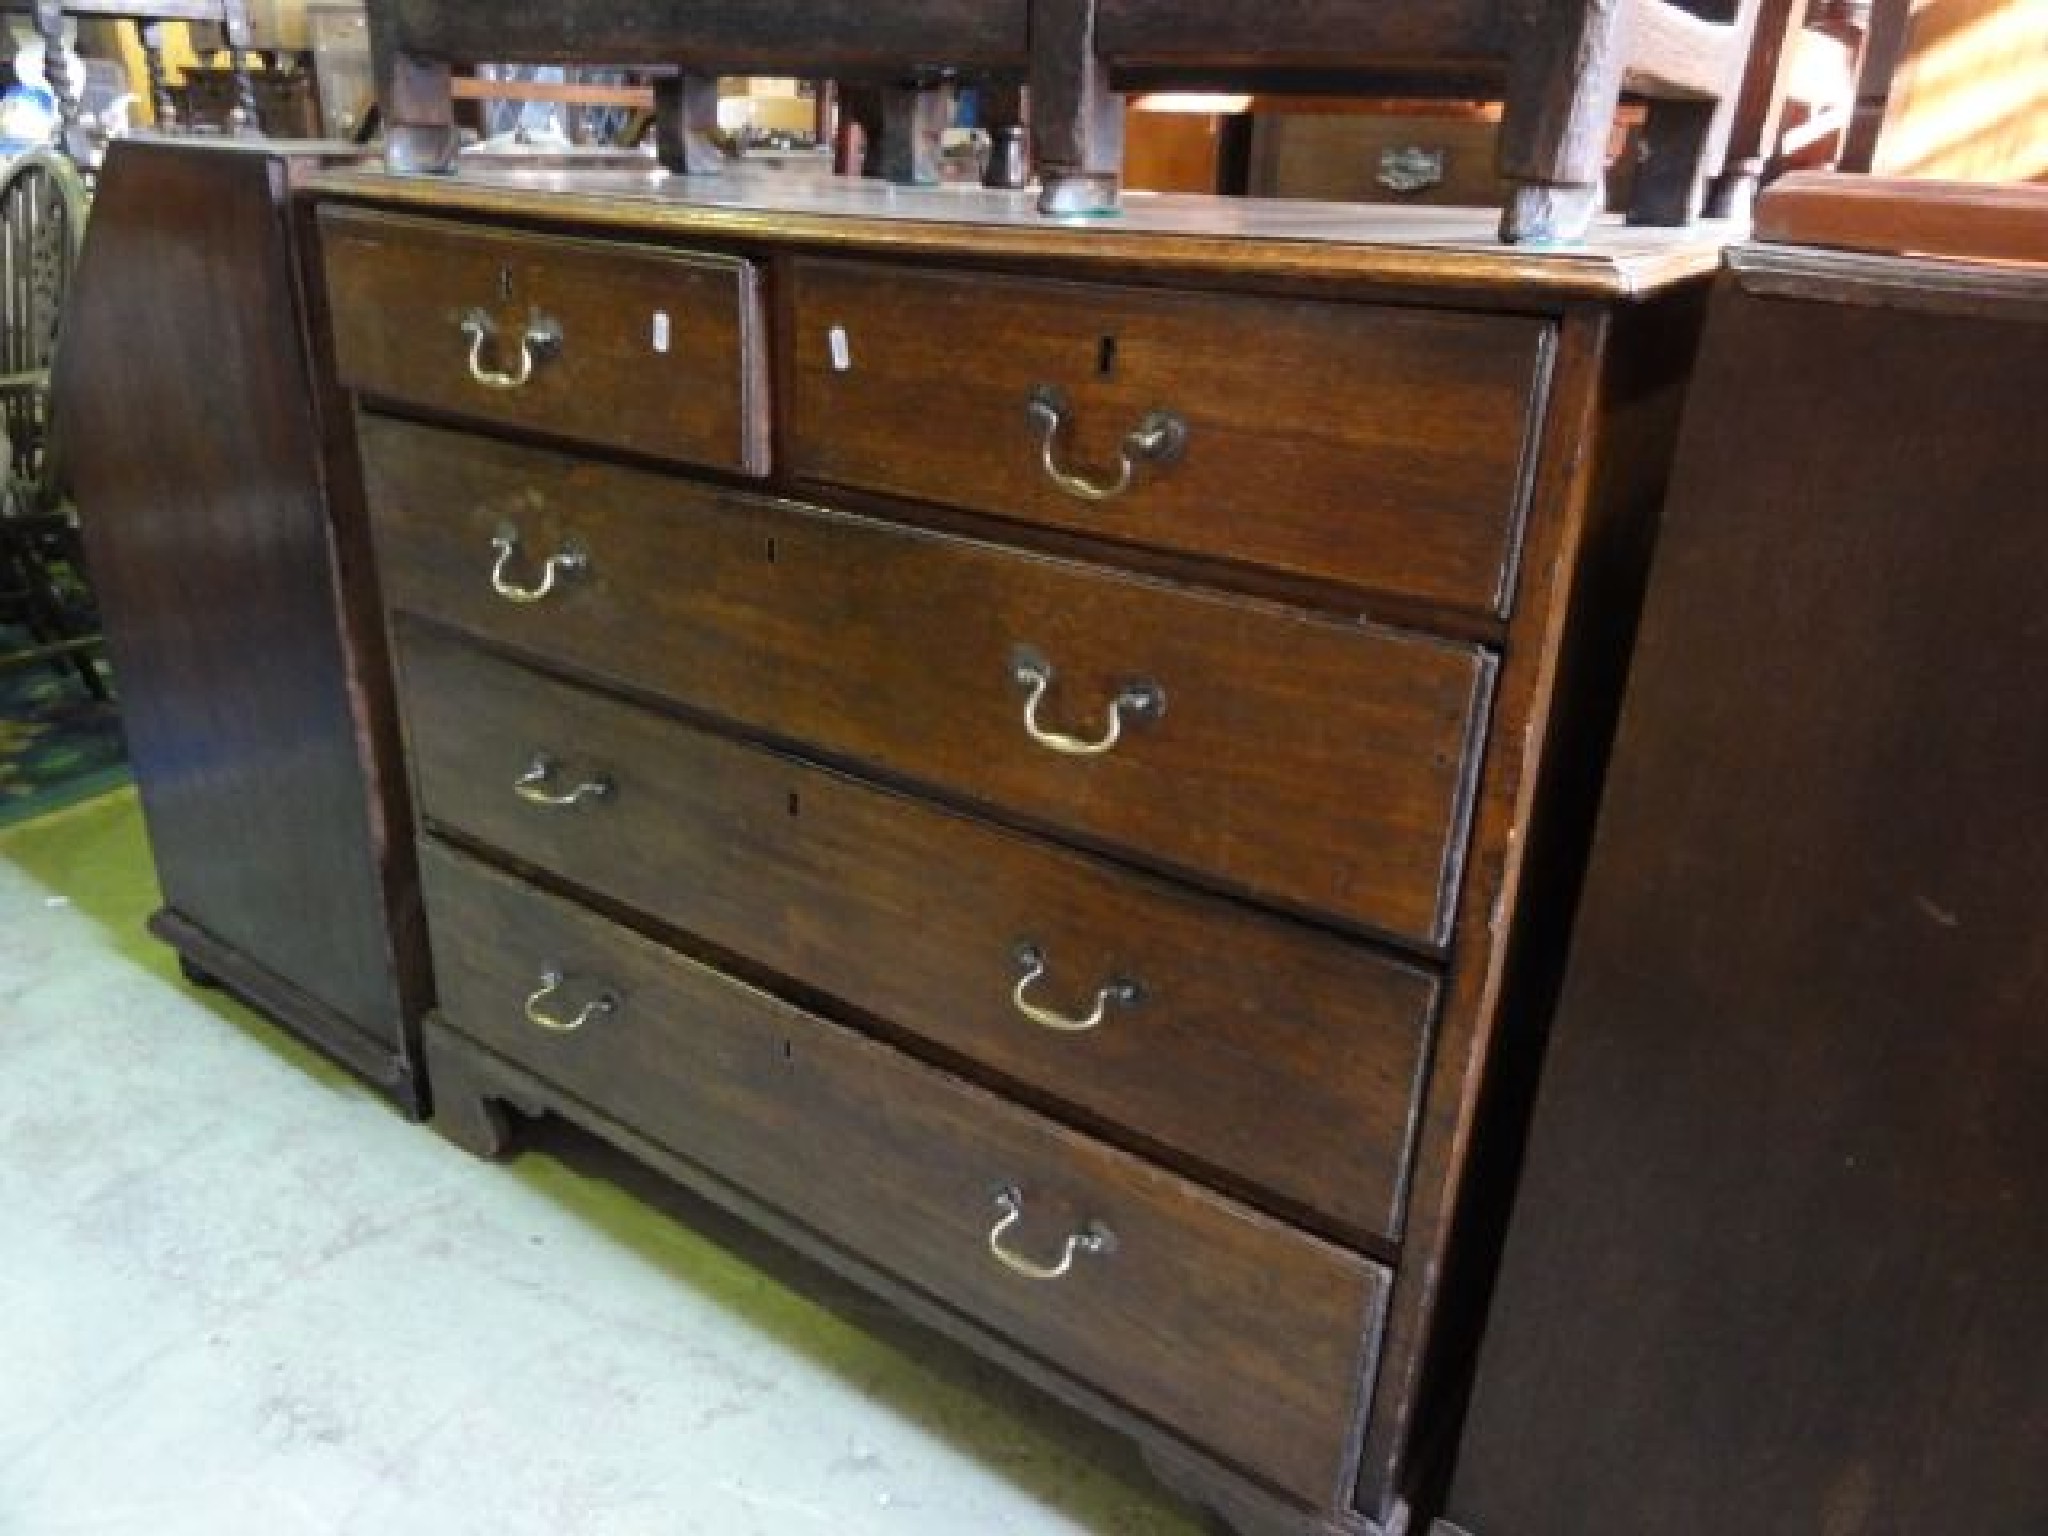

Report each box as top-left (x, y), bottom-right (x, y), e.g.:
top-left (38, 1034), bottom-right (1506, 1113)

top-left (315, 171), bottom-right (1716, 1535)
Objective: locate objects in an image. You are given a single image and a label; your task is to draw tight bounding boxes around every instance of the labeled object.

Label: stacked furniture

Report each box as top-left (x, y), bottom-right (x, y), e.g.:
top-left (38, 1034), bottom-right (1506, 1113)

top-left (7, 0), bottom-right (263, 151)
top-left (366, 0), bottom-right (1769, 240)
top-left (312, 159), bottom-right (1719, 1534)
top-left (57, 137), bottom-right (428, 1110)
top-left (1438, 177), bottom-right (2047, 1534)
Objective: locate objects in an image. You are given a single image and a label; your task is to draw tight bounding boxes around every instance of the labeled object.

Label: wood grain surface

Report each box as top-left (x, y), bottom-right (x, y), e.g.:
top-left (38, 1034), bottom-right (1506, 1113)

top-left (364, 416), bottom-right (1495, 950)
top-left (789, 257), bottom-right (1552, 619)
top-left (323, 207), bottom-right (770, 473)
top-left (422, 838), bottom-right (1389, 1507)
top-left (397, 621), bottom-right (1441, 1247)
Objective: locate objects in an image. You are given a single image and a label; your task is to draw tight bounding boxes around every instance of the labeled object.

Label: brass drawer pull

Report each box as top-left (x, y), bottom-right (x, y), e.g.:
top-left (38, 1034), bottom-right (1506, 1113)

top-left (490, 523), bottom-right (587, 604)
top-left (460, 306), bottom-right (563, 391)
top-left (986, 1186), bottom-right (1116, 1281)
top-left (1026, 384), bottom-right (1187, 503)
top-left (514, 752), bottom-right (612, 809)
top-left (1010, 645), bottom-right (1165, 758)
top-left (522, 969), bottom-right (618, 1034)
top-left (1011, 942), bottom-right (1141, 1033)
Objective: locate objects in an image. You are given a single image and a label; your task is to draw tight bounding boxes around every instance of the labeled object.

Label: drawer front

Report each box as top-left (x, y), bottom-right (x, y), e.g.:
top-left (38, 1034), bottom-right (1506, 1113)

top-left (322, 208), bottom-right (768, 474)
top-left (1253, 116), bottom-right (1507, 207)
top-left (365, 417), bottom-right (1492, 948)
top-left (788, 258), bottom-right (1551, 617)
top-left (422, 839), bottom-right (1387, 1505)
top-left (398, 622), bottom-right (1439, 1243)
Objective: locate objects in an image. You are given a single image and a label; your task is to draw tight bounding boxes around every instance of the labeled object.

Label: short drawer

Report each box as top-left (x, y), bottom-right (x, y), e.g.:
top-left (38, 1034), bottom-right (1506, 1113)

top-left (365, 417), bottom-right (1492, 948)
top-left (321, 208), bottom-right (768, 474)
top-left (422, 839), bottom-right (1388, 1505)
top-left (397, 622), bottom-right (1439, 1244)
top-left (789, 258), bottom-right (1552, 617)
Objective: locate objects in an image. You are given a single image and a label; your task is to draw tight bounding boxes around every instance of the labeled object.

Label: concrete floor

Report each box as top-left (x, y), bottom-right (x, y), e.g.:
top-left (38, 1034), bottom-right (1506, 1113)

top-left (0, 791), bottom-right (1209, 1536)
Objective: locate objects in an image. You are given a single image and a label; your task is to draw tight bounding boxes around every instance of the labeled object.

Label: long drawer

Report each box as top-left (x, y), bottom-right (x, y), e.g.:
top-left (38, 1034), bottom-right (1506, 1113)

top-left (421, 839), bottom-right (1389, 1505)
top-left (788, 257), bottom-right (1552, 617)
top-left (397, 621), bottom-right (1438, 1243)
top-left (322, 209), bottom-right (770, 474)
top-left (364, 416), bottom-right (1492, 948)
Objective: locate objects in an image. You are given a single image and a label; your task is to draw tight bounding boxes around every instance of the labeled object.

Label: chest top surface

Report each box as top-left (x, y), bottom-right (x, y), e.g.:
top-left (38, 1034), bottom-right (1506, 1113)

top-left (307, 162), bottom-right (1732, 299)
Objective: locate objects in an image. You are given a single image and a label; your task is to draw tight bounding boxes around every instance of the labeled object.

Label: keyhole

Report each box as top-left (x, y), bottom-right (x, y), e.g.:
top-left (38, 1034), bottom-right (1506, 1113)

top-left (1097, 335), bottom-right (1118, 376)
top-left (498, 264), bottom-right (514, 302)
top-left (786, 791), bottom-right (801, 818)
top-left (765, 536), bottom-right (777, 564)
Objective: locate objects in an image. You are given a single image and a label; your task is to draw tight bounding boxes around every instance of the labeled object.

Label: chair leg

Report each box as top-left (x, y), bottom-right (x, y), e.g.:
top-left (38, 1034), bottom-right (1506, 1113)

top-left (1497, 0), bottom-right (1628, 242)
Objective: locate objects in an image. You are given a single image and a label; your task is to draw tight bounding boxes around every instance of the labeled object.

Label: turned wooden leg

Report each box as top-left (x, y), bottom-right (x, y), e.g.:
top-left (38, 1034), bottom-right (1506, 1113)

top-left (138, 21), bottom-right (178, 133)
top-left (32, 0), bottom-right (79, 156)
top-left (219, 0), bottom-right (260, 136)
top-left (981, 81), bottom-right (1031, 189)
top-left (1030, 0), bottom-right (1124, 216)
top-left (654, 73), bottom-right (724, 176)
top-left (878, 81), bottom-right (950, 186)
top-left (423, 1025), bottom-right (521, 1160)
top-left (1703, 0), bottom-right (1808, 217)
top-left (1496, 0), bottom-right (1628, 242)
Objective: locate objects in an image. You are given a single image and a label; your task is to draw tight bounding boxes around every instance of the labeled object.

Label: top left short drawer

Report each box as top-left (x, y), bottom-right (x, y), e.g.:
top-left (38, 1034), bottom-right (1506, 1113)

top-left (320, 208), bottom-right (769, 476)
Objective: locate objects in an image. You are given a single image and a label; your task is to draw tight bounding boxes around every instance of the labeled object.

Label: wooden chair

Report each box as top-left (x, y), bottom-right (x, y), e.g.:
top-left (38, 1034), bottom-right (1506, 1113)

top-left (4, 0), bottom-right (262, 158)
top-left (368, 0), bottom-right (1773, 242)
top-left (0, 144), bottom-right (103, 697)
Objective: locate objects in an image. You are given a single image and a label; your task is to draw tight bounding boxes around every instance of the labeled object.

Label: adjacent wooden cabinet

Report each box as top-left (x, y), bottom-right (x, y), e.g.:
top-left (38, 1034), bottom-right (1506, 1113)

top-left (59, 138), bottom-right (429, 1110)
top-left (312, 167), bottom-right (1716, 1536)
top-left (1438, 179), bottom-right (2048, 1536)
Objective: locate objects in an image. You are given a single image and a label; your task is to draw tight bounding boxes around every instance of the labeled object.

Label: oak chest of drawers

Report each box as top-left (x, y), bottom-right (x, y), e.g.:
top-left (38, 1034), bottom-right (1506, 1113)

top-left (315, 171), bottom-right (1718, 1535)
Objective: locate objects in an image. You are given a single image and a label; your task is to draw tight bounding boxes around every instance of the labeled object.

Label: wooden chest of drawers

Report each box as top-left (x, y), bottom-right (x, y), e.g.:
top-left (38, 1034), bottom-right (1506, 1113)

top-left (315, 171), bottom-right (1717, 1534)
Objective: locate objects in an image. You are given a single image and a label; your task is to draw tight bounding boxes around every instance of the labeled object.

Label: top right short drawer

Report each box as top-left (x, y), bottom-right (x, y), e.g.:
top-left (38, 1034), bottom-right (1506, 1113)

top-left (788, 259), bottom-right (1553, 618)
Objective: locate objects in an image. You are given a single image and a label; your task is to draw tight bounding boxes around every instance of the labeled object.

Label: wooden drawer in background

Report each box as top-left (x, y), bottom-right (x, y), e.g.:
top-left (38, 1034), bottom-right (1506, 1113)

top-left (422, 840), bottom-right (1388, 1505)
top-left (788, 258), bottom-right (1552, 618)
top-left (321, 208), bottom-right (769, 474)
top-left (396, 621), bottom-right (1439, 1245)
top-left (364, 417), bottom-right (1493, 949)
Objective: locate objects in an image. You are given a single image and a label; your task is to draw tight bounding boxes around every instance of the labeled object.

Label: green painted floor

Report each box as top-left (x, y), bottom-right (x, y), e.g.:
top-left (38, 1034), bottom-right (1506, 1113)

top-left (0, 791), bottom-right (1207, 1535)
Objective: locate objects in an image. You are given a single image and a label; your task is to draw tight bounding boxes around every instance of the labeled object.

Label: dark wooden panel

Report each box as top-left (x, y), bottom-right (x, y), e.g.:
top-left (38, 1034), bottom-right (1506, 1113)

top-left (397, 622), bottom-right (1441, 1245)
top-left (386, 0), bottom-right (1030, 71)
top-left (421, 838), bottom-right (1388, 1506)
top-left (789, 258), bottom-right (1552, 619)
top-left (1098, 0), bottom-right (1504, 65)
top-left (364, 416), bottom-right (1494, 949)
top-left (322, 208), bottom-right (769, 475)
top-left (57, 139), bottom-right (416, 1087)
top-left (1445, 256), bottom-right (2048, 1532)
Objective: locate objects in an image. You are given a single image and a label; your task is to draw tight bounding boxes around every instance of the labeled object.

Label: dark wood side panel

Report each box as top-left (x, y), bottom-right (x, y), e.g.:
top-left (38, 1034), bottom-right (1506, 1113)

top-left (385, 0), bottom-right (1030, 71)
top-left (422, 838), bottom-right (1388, 1507)
top-left (1097, 0), bottom-right (1504, 64)
top-left (363, 416), bottom-right (1494, 951)
top-left (1445, 265), bottom-right (2048, 1533)
top-left (396, 621), bottom-right (1440, 1246)
top-left (57, 139), bottom-right (412, 1072)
